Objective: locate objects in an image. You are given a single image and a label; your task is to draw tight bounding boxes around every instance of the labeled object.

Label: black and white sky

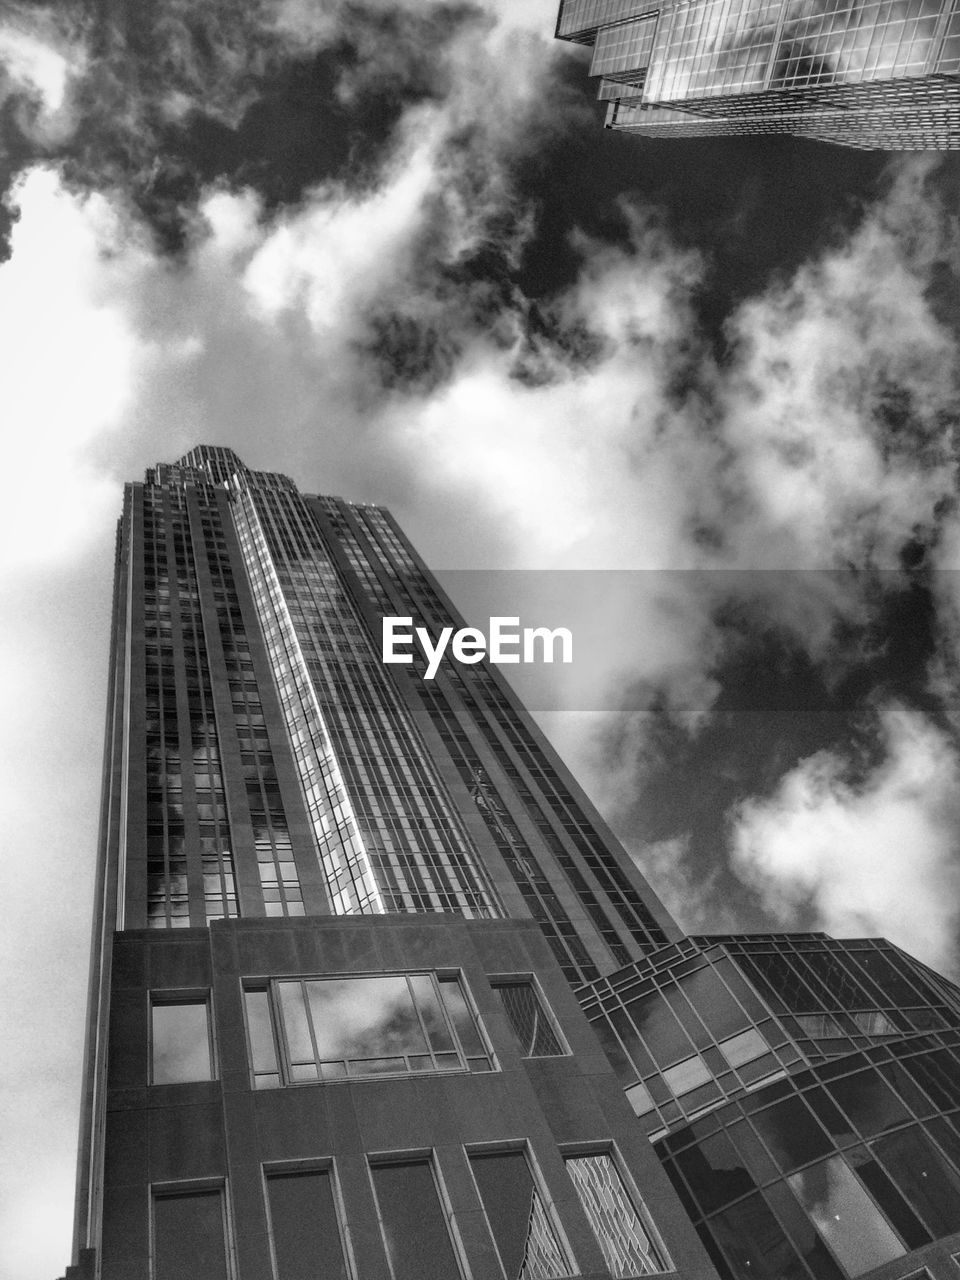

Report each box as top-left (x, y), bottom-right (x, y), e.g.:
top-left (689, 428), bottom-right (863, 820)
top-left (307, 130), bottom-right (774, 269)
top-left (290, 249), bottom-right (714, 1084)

top-left (2, 1), bottom-right (960, 1274)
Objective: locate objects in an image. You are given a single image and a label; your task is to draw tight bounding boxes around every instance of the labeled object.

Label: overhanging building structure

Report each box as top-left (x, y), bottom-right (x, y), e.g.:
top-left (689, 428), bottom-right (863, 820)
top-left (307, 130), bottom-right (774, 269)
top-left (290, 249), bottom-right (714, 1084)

top-left (64, 446), bottom-right (960, 1280)
top-left (555, 0), bottom-right (960, 147)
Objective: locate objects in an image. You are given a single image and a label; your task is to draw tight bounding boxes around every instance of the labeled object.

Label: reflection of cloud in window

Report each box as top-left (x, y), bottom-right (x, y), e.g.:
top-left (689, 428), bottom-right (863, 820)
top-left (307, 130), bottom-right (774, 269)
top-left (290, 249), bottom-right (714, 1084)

top-left (151, 1002), bottom-right (212, 1084)
top-left (647, 0), bottom-right (948, 101)
top-left (773, 0), bottom-right (945, 86)
top-left (790, 1155), bottom-right (906, 1275)
top-left (307, 975), bottom-right (426, 1060)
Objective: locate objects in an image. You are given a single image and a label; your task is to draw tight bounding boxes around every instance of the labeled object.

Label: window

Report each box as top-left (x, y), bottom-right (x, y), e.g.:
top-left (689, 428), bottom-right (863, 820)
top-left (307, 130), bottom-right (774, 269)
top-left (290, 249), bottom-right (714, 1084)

top-left (827, 1070), bottom-right (910, 1139)
top-left (663, 1055), bottom-right (713, 1096)
top-left (151, 995), bottom-right (213, 1084)
top-left (625, 1081), bottom-right (655, 1116)
top-left (265, 1166), bottom-right (350, 1280)
top-left (709, 1192), bottom-right (816, 1280)
top-left (491, 979), bottom-right (564, 1057)
top-left (719, 1029), bottom-right (768, 1068)
top-left (678, 966), bottom-right (750, 1041)
top-left (874, 1127), bottom-right (960, 1238)
top-left (469, 1148), bottom-right (572, 1279)
top-left (788, 1155), bottom-right (906, 1276)
top-left (673, 1131), bottom-right (757, 1215)
top-left (750, 1097), bottom-right (832, 1173)
top-left (242, 972), bottom-right (490, 1087)
top-left (565, 1152), bottom-right (669, 1276)
top-left (851, 1011), bottom-right (898, 1036)
top-left (152, 1185), bottom-right (231, 1280)
top-left (370, 1157), bottom-right (462, 1280)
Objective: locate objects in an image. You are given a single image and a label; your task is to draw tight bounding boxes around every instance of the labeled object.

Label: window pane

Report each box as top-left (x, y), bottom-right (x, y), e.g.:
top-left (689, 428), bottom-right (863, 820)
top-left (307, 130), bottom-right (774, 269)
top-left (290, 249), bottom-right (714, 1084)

top-left (678, 967), bottom-right (750, 1041)
top-left (788, 1155), bottom-right (906, 1276)
top-left (851, 1011), bottom-right (897, 1036)
top-left (371, 1160), bottom-right (460, 1280)
top-left (278, 983), bottom-right (314, 1063)
top-left (874, 1126), bottom-right (960, 1238)
top-left (566, 1153), bottom-right (668, 1276)
top-left (751, 1097), bottom-right (832, 1173)
top-left (762, 1184), bottom-right (846, 1280)
top-left (470, 1151), bottom-right (571, 1280)
top-left (663, 1056), bottom-right (712, 1096)
top-left (623, 991), bottom-right (689, 1067)
top-left (848, 1150), bottom-right (930, 1250)
top-left (437, 976), bottom-right (485, 1057)
top-left (827, 1070), bottom-right (910, 1139)
top-left (266, 1169), bottom-right (348, 1280)
top-left (495, 983), bottom-right (563, 1057)
top-left (710, 1193), bottom-right (810, 1280)
top-left (152, 1000), bottom-right (212, 1084)
top-left (408, 974), bottom-right (455, 1053)
top-left (625, 1081), bottom-right (655, 1116)
top-left (153, 1189), bottom-right (228, 1280)
top-left (851, 949), bottom-right (928, 1006)
top-left (674, 1132), bottom-right (756, 1215)
top-left (244, 989), bottom-right (280, 1082)
top-left (719, 1029), bottom-right (768, 1068)
top-left (306, 975), bottom-right (426, 1061)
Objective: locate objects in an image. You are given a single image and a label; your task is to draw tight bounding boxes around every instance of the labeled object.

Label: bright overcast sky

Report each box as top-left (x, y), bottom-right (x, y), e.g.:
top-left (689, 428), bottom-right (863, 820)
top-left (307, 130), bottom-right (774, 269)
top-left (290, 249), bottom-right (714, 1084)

top-left (2, 1), bottom-right (960, 1276)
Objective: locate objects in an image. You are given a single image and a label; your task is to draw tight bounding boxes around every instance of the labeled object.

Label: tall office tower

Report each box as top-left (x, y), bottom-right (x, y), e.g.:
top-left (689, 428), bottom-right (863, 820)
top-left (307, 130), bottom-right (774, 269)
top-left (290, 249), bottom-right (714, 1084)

top-left (64, 445), bottom-right (960, 1280)
top-left (66, 445), bottom-right (715, 1280)
top-left (555, 0), bottom-right (960, 147)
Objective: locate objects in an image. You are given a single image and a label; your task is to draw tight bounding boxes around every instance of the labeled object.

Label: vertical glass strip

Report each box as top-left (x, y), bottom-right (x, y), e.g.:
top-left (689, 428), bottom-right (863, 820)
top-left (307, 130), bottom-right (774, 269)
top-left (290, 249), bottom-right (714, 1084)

top-left (230, 480), bottom-right (384, 915)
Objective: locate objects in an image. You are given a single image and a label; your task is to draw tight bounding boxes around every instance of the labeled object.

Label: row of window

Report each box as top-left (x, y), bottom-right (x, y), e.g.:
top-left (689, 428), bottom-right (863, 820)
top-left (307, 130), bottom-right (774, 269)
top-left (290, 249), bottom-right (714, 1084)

top-left (150, 972), bottom-right (566, 1088)
top-left (151, 1142), bottom-right (670, 1280)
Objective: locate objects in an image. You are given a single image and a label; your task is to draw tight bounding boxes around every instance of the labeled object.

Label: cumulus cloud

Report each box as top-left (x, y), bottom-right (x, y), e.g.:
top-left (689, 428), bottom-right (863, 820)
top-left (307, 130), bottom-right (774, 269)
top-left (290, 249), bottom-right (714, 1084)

top-left (0, 0), bottom-right (581, 264)
top-left (567, 159), bottom-right (960, 812)
top-left (729, 703), bottom-right (960, 973)
top-left (631, 834), bottom-right (743, 934)
top-left (719, 156), bottom-right (957, 575)
top-left (0, 6), bottom-right (88, 146)
top-left (0, 167), bottom-right (154, 574)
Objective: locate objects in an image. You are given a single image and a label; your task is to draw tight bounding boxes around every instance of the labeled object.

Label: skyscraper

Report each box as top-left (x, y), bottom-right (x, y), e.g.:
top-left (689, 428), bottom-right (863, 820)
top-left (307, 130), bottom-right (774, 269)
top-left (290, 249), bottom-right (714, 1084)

top-left (65, 446), bottom-right (711, 1280)
top-left (555, 0), bottom-right (960, 147)
top-left (64, 446), bottom-right (960, 1280)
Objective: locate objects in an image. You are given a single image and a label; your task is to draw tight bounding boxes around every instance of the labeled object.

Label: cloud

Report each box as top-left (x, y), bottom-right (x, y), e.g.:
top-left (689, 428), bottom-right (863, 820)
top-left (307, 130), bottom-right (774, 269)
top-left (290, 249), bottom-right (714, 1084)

top-left (718, 155), bottom-right (958, 576)
top-left (562, 158), bottom-right (960, 812)
top-left (729, 703), bottom-right (960, 973)
top-left (0, 6), bottom-right (89, 146)
top-left (0, 166), bottom-right (156, 575)
top-left (0, 0), bottom-right (580, 264)
top-left (631, 835), bottom-right (743, 934)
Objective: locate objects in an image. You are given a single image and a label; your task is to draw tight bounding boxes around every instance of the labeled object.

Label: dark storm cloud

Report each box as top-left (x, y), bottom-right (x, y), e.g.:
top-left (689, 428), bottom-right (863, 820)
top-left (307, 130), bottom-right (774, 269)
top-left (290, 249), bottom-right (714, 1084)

top-left (0, 0), bottom-right (514, 254)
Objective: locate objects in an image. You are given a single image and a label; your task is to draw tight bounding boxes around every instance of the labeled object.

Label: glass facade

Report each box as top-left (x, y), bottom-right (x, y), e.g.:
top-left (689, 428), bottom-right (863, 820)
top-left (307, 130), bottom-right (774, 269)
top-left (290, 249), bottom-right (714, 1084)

top-left (141, 480), bottom-right (240, 928)
top-left (580, 932), bottom-right (960, 1279)
top-left (113, 445), bottom-right (679, 974)
top-left (556, 0), bottom-right (960, 147)
top-left (315, 492), bottom-right (674, 982)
